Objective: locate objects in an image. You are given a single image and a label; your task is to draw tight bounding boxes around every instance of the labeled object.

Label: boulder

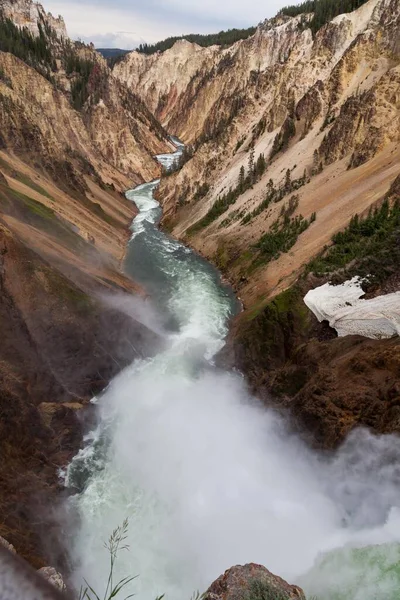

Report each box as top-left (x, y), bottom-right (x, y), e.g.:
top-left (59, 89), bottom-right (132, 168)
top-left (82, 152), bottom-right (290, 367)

top-left (204, 564), bottom-right (305, 600)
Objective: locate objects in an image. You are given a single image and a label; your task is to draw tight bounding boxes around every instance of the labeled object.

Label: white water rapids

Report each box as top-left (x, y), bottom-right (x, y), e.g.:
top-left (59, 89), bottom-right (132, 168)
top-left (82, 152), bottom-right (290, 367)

top-left (66, 143), bottom-right (400, 600)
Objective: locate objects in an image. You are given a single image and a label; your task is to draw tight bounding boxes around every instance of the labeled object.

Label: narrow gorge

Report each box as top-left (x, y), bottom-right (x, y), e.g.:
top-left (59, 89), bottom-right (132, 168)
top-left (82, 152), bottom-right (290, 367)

top-left (0, 0), bottom-right (399, 599)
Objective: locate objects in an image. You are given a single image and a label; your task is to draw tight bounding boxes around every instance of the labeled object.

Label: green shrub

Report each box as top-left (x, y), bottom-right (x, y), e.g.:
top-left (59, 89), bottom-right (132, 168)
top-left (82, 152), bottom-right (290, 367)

top-left (306, 198), bottom-right (400, 284)
top-left (244, 579), bottom-right (291, 600)
top-left (254, 212), bottom-right (313, 266)
top-left (187, 151), bottom-right (267, 235)
top-left (270, 117), bottom-right (296, 159)
top-left (241, 171), bottom-right (308, 226)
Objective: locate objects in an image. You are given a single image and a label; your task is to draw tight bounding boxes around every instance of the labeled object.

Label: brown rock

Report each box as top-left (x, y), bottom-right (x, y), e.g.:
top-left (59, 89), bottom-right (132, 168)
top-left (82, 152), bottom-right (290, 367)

top-left (0, 224), bottom-right (160, 568)
top-left (204, 564), bottom-right (305, 600)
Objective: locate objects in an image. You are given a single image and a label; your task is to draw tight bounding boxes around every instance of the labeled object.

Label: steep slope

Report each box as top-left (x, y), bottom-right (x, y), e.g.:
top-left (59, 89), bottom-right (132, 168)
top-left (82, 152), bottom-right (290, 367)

top-left (222, 175), bottom-right (400, 449)
top-left (115, 0), bottom-right (400, 307)
top-left (0, 219), bottom-right (159, 568)
top-left (0, 0), bottom-right (169, 568)
top-left (0, 160), bottom-right (162, 567)
top-left (0, 0), bottom-right (171, 190)
top-left (0, 118), bottom-right (163, 569)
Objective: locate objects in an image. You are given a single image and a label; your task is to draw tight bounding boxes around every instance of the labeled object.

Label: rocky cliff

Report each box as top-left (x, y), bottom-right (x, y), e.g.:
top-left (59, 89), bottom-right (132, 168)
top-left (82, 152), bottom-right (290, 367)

top-left (222, 176), bottom-right (400, 449)
top-left (0, 0), bottom-right (171, 193)
top-left (1, 0), bottom-right (67, 39)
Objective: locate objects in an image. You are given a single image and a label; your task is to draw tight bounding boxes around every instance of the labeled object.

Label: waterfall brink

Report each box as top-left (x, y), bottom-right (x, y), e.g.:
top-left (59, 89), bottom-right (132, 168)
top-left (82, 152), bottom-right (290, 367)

top-left (65, 143), bottom-right (400, 600)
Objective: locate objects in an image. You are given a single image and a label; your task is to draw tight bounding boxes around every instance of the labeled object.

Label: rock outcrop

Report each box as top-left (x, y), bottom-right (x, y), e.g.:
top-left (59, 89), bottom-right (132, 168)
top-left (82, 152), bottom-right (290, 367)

top-left (204, 564), bottom-right (305, 600)
top-left (0, 536), bottom-right (16, 554)
top-left (0, 539), bottom-right (68, 599)
top-left (1, 0), bottom-right (67, 39)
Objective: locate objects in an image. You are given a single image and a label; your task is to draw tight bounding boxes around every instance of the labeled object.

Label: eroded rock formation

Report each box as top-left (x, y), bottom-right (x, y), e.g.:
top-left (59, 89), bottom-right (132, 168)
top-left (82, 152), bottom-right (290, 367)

top-left (1, 0), bottom-right (67, 39)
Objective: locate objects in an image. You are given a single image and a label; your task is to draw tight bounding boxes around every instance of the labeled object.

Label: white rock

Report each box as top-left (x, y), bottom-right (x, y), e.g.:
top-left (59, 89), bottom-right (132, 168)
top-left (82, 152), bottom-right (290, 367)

top-left (1, 0), bottom-right (68, 40)
top-left (304, 277), bottom-right (400, 339)
top-left (37, 566), bottom-right (66, 592)
top-left (0, 536), bottom-right (16, 554)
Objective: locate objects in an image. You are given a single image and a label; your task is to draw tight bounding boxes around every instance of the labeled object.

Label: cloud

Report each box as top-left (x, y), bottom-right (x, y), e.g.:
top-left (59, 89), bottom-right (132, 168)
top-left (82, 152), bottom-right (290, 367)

top-left (44, 0), bottom-right (289, 48)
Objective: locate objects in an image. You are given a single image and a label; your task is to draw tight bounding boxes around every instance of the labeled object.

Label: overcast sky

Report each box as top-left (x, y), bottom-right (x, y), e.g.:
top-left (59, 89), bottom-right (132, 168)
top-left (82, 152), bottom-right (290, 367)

top-left (44, 0), bottom-right (289, 49)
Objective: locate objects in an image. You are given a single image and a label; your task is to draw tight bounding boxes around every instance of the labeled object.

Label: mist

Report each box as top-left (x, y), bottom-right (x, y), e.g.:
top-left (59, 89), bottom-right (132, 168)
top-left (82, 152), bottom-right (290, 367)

top-left (100, 292), bottom-right (168, 338)
top-left (66, 347), bottom-right (400, 599)
top-left (65, 162), bottom-right (400, 600)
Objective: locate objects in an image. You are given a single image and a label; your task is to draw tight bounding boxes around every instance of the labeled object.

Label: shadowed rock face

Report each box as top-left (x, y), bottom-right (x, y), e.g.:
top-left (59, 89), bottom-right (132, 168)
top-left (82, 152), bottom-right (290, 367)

top-left (0, 542), bottom-right (69, 600)
top-left (0, 0), bottom-right (171, 569)
top-left (226, 278), bottom-right (400, 450)
top-left (204, 564), bottom-right (305, 600)
top-left (0, 223), bottom-right (160, 569)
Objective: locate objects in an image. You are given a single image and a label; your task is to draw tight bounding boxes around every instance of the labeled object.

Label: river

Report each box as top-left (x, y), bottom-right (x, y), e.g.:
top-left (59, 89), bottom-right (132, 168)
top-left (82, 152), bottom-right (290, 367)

top-left (66, 142), bottom-right (400, 600)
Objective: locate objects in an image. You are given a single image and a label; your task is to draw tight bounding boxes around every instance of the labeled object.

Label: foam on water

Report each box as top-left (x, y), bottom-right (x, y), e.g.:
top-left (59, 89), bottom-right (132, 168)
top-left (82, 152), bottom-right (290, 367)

top-left (156, 136), bottom-right (185, 172)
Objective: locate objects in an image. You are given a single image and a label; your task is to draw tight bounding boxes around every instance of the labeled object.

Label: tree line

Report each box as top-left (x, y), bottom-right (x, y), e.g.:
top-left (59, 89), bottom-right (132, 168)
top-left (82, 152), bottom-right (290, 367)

top-left (279, 0), bottom-right (369, 33)
top-left (307, 197), bottom-right (400, 283)
top-left (136, 27), bottom-right (257, 55)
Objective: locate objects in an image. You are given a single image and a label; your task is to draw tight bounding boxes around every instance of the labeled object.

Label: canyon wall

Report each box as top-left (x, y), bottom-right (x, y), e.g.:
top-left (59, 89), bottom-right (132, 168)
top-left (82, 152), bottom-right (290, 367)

top-left (116, 0), bottom-right (400, 448)
top-left (1, 0), bottom-right (400, 573)
top-left (1, 0), bottom-right (68, 39)
top-left (115, 0), bottom-right (400, 306)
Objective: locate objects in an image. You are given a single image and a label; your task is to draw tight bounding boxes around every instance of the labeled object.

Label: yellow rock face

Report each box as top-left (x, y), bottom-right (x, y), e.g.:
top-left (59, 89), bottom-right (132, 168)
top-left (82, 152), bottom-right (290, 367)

top-left (115, 0), bottom-right (400, 307)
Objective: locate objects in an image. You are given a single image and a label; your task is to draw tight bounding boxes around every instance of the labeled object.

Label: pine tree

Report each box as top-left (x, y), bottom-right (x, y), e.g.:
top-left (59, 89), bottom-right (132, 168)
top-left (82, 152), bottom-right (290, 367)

top-left (285, 168), bottom-right (291, 190)
top-left (255, 153), bottom-right (266, 178)
top-left (248, 144), bottom-right (255, 182)
top-left (238, 165), bottom-right (245, 192)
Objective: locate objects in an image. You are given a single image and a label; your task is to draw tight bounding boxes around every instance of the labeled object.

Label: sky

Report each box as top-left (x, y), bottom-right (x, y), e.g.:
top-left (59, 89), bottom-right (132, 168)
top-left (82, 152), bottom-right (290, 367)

top-left (44, 0), bottom-right (290, 49)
